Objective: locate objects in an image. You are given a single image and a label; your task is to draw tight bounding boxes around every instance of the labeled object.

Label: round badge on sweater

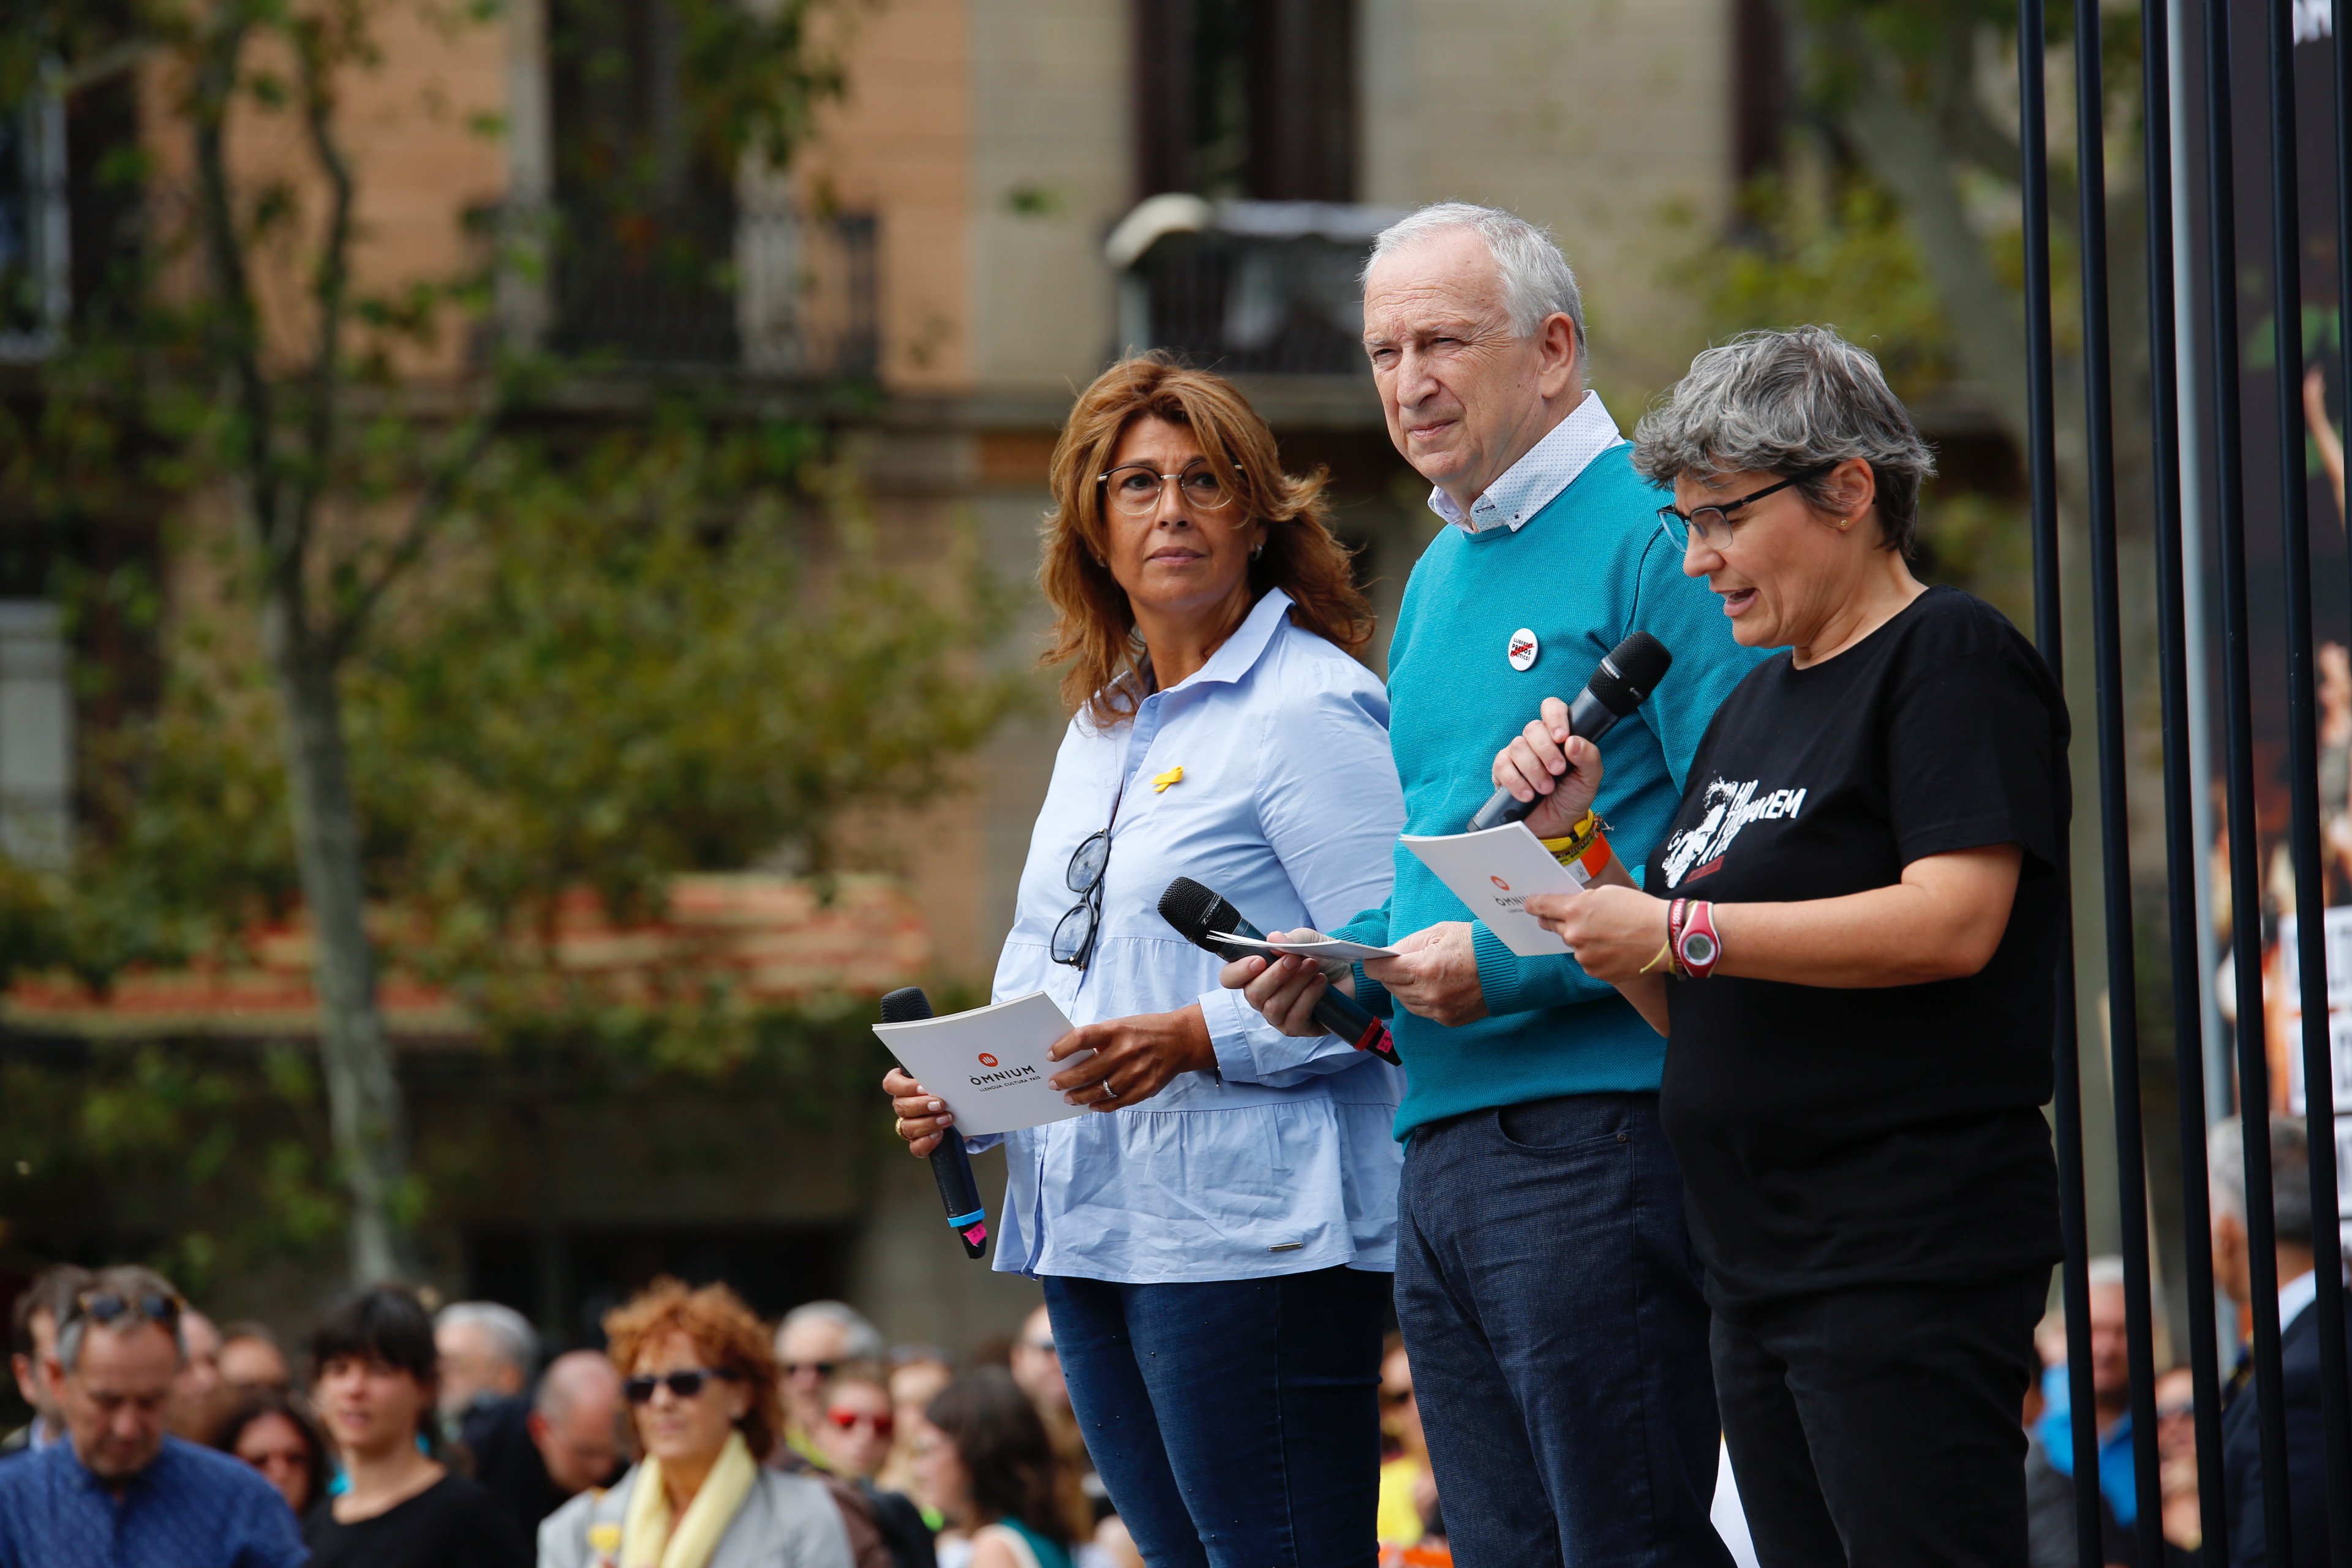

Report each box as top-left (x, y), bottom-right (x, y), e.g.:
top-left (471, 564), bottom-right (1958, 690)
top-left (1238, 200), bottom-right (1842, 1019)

top-left (1507, 628), bottom-right (1539, 671)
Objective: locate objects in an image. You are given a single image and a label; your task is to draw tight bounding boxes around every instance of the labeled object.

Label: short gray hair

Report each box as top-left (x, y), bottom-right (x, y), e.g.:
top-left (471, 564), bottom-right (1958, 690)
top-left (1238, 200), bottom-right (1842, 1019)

top-left (55, 1265), bottom-right (187, 1374)
top-left (435, 1300), bottom-right (540, 1378)
top-left (1364, 202), bottom-right (1586, 352)
top-left (2210, 1115), bottom-right (2315, 1247)
top-left (1632, 326), bottom-right (1936, 558)
top-left (777, 1300), bottom-right (884, 1363)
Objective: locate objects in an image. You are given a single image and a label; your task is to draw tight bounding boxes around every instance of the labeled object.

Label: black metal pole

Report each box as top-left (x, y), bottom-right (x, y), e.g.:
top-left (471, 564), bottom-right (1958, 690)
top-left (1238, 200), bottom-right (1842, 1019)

top-left (2071, 6), bottom-right (2164, 1562)
top-left (2143, 0), bottom-right (2233, 1553)
top-left (2203, 0), bottom-right (2299, 1555)
top-left (2267, 0), bottom-right (2352, 1555)
top-left (2018, 6), bottom-right (2101, 1563)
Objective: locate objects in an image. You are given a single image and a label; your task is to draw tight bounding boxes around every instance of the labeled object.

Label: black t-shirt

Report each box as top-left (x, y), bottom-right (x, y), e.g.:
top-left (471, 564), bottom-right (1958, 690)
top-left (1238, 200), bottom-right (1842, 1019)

top-left (1654, 586), bottom-right (2068, 1310)
top-left (305, 1472), bottom-right (530, 1568)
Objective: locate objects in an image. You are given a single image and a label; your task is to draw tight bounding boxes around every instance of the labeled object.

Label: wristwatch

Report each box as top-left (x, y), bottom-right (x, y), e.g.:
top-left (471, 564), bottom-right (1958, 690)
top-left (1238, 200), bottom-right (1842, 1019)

top-left (1675, 899), bottom-right (1721, 979)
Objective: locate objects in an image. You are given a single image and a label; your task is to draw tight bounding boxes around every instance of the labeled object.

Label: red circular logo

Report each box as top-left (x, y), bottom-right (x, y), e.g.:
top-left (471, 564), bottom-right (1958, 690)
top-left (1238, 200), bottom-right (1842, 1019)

top-left (977, 1053), bottom-right (999, 1067)
top-left (1490, 875), bottom-right (1511, 892)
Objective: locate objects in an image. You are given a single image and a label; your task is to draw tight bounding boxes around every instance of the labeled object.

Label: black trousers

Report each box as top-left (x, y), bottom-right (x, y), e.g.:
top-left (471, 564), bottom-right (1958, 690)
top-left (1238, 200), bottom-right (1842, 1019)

top-left (1712, 1268), bottom-right (2049, 1568)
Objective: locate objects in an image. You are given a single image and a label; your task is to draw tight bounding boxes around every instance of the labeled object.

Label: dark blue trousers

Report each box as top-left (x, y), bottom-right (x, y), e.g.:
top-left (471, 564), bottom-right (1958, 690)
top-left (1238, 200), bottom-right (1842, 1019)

top-left (1044, 1265), bottom-right (1389, 1568)
top-left (1396, 1092), bottom-right (1730, 1568)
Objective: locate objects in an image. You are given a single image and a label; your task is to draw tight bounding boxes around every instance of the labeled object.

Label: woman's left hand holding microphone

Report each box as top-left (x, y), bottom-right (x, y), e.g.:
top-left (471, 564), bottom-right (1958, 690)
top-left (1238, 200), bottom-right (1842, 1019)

top-left (882, 1005), bottom-right (1215, 1152)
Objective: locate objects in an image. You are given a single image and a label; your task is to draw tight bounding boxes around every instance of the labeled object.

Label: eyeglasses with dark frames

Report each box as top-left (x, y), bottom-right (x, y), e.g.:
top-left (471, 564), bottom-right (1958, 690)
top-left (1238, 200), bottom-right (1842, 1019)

top-left (622, 1366), bottom-right (744, 1403)
top-left (1656, 462), bottom-right (1836, 551)
top-left (1052, 821), bottom-right (1114, 968)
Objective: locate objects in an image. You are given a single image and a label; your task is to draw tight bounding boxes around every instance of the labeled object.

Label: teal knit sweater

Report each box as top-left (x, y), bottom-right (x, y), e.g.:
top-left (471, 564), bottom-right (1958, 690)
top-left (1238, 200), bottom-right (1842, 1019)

top-left (1337, 446), bottom-right (1774, 1137)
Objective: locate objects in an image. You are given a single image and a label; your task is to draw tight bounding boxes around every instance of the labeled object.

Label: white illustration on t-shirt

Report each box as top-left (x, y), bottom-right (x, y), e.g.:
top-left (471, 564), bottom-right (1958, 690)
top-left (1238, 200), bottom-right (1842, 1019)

top-left (1660, 776), bottom-right (1807, 888)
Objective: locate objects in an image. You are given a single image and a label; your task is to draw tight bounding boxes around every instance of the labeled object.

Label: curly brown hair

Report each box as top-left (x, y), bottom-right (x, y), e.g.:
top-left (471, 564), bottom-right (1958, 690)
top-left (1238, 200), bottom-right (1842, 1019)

top-left (602, 1278), bottom-right (785, 1462)
top-left (1040, 353), bottom-right (1375, 726)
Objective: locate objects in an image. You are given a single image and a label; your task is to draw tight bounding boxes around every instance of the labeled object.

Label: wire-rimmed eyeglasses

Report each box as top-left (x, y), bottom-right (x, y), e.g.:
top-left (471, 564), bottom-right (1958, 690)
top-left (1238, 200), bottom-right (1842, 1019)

top-left (1656, 462), bottom-right (1834, 550)
top-left (1098, 460), bottom-right (1242, 517)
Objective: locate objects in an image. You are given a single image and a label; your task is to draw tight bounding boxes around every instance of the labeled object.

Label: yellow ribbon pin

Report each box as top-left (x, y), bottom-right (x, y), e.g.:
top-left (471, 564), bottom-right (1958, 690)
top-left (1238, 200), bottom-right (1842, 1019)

top-left (1152, 766), bottom-right (1185, 793)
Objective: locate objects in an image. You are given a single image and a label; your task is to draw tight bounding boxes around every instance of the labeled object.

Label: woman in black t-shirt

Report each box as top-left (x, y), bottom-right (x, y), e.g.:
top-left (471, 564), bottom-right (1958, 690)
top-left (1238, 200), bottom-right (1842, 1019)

top-left (303, 1286), bottom-right (529, 1568)
top-left (1494, 327), bottom-right (2066, 1568)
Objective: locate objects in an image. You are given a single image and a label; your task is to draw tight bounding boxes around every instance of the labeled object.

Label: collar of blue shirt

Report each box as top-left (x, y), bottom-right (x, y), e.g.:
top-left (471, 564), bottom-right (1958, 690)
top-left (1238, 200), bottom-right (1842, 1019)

top-left (1426, 387), bottom-right (1627, 536)
top-left (1117, 586), bottom-right (1297, 716)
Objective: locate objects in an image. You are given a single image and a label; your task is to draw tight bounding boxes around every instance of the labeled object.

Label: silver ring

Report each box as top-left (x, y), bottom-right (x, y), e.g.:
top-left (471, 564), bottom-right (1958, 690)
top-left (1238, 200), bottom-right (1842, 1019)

top-left (1102, 1076), bottom-right (1119, 1101)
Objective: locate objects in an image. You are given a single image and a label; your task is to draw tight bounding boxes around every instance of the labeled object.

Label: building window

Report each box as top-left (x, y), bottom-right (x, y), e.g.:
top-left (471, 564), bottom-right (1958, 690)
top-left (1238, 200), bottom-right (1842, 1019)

top-left (1132, 0), bottom-right (1357, 203)
top-left (0, 83), bottom-right (70, 361)
top-left (535, 0), bottom-right (878, 375)
top-left (0, 602), bottom-right (73, 870)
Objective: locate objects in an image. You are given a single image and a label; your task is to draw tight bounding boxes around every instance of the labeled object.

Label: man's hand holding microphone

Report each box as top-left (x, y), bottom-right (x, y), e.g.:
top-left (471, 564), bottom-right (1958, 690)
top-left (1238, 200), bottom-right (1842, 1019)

top-left (1227, 692), bottom-right (1675, 1038)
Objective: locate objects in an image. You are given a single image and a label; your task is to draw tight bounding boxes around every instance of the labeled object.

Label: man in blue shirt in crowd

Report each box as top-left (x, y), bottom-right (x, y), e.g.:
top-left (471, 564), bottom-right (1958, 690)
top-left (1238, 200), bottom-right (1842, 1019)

top-left (1232, 203), bottom-right (1768, 1566)
top-left (0, 1265), bottom-right (304, 1568)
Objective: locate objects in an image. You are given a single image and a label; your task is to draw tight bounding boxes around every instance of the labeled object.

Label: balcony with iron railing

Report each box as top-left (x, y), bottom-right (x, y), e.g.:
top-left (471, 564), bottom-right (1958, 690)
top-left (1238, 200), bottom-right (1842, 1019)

top-left (1105, 197), bottom-right (1402, 380)
top-left (500, 195), bottom-right (879, 382)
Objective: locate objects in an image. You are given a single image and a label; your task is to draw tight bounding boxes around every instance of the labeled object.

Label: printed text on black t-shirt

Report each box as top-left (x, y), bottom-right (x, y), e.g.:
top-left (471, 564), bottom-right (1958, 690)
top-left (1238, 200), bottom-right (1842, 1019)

top-left (1659, 777), bottom-right (1809, 888)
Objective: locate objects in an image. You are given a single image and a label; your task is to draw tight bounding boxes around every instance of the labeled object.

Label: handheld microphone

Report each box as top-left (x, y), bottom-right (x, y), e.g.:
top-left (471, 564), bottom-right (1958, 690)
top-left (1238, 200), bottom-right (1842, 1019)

top-left (1158, 878), bottom-right (1403, 1067)
top-left (1465, 630), bottom-right (1673, 832)
top-left (880, 986), bottom-right (989, 1260)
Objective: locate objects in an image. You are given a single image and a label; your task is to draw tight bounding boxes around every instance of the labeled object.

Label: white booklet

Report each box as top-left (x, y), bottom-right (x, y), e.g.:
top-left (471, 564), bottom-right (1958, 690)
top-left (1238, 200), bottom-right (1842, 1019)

top-left (1401, 822), bottom-right (1581, 958)
top-left (1208, 929), bottom-right (1403, 962)
top-left (871, 992), bottom-right (1091, 1137)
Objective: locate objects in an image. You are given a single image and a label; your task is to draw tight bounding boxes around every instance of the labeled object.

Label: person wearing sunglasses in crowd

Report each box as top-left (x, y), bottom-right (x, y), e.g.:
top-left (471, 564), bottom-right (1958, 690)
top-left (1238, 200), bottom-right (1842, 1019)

top-left (775, 1301), bottom-right (885, 1468)
top-left (306, 1284), bottom-right (528, 1568)
top-left (217, 1389), bottom-right (331, 1519)
top-left (814, 1371), bottom-right (938, 1568)
top-left (0, 1265), bottom-right (306, 1568)
top-left (882, 353), bottom-right (1405, 1568)
top-left (543, 1277), bottom-right (858, 1568)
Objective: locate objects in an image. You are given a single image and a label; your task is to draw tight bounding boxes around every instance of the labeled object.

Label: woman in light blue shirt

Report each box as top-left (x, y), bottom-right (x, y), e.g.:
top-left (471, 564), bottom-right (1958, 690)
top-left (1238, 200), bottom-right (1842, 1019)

top-left (883, 355), bottom-right (1404, 1568)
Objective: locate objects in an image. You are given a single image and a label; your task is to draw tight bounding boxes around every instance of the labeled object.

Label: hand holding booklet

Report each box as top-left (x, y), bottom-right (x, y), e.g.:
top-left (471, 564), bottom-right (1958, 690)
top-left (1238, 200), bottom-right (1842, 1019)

top-left (871, 992), bottom-right (1092, 1137)
top-left (1402, 822), bottom-right (1583, 958)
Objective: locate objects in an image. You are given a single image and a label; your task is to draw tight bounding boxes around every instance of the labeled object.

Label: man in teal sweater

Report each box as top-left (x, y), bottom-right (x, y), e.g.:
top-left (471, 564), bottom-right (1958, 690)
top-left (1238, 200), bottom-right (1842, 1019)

top-left (1230, 205), bottom-right (1768, 1566)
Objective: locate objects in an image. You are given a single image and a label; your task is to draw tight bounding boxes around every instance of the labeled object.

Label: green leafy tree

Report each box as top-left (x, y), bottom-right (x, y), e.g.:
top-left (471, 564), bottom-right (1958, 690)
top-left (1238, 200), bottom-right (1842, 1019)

top-left (0, 0), bottom-right (973, 1284)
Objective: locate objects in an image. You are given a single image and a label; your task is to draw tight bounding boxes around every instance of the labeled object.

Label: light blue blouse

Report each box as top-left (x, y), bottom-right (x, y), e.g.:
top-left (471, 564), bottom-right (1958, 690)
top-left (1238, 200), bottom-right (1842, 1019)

top-left (970, 588), bottom-right (1408, 1283)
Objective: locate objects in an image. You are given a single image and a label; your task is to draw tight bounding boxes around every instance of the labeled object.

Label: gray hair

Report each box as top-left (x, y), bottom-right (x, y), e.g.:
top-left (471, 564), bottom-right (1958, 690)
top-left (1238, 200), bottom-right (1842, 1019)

top-left (1632, 326), bottom-right (1936, 558)
top-left (55, 1265), bottom-right (187, 1374)
top-left (777, 1300), bottom-right (884, 1363)
top-left (1363, 202), bottom-right (1586, 353)
top-left (2086, 1256), bottom-right (2127, 1290)
top-left (2210, 1115), bottom-right (2315, 1247)
top-left (435, 1300), bottom-right (540, 1378)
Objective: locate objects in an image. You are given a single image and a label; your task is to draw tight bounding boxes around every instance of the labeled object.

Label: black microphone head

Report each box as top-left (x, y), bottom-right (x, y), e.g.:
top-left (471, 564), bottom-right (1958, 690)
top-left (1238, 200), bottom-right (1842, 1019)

top-left (1589, 631), bottom-right (1672, 715)
top-left (1158, 877), bottom-right (1241, 951)
top-left (879, 986), bottom-right (935, 1023)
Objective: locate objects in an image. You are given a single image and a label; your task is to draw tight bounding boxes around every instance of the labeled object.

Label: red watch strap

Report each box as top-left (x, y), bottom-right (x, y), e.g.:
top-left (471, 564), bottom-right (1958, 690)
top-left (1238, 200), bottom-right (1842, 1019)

top-left (1678, 900), bottom-right (1722, 978)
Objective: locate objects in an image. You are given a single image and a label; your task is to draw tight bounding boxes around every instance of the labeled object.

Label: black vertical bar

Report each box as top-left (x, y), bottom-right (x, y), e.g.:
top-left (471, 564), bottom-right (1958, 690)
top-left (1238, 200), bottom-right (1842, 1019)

top-left (2269, 0), bottom-right (2352, 1554)
top-left (2143, 0), bottom-right (2233, 1553)
top-left (2204, 0), bottom-right (2299, 1555)
top-left (2071, 7), bottom-right (2165, 1565)
top-left (2019, 7), bottom-right (2102, 1565)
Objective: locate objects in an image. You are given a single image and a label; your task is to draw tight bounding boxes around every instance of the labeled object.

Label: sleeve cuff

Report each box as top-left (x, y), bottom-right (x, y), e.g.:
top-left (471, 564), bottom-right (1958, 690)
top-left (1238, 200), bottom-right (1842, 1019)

top-left (1472, 921), bottom-right (1532, 1014)
top-left (1202, 985), bottom-right (1261, 1082)
top-left (1351, 962), bottom-right (1393, 1018)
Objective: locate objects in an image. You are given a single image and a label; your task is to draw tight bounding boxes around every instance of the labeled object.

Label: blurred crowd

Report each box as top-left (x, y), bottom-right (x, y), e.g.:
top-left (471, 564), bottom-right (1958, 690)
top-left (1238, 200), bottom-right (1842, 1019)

top-left (0, 1261), bottom-right (1453, 1567)
top-left (2021, 1114), bottom-right (2343, 1568)
top-left (4, 1097), bottom-right (2343, 1568)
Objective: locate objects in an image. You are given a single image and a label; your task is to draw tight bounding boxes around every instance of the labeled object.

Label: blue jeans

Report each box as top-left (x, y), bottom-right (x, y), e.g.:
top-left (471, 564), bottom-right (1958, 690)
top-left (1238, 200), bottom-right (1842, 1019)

top-left (1044, 1266), bottom-right (1389, 1568)
top-left (1396, 1093), bottom-right (1729, 1568)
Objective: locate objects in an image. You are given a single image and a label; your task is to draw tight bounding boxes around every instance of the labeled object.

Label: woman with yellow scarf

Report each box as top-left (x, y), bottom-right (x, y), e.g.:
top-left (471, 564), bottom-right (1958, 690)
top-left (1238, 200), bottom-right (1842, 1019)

top-left (540, 1280), bottom-right (854, 1568)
